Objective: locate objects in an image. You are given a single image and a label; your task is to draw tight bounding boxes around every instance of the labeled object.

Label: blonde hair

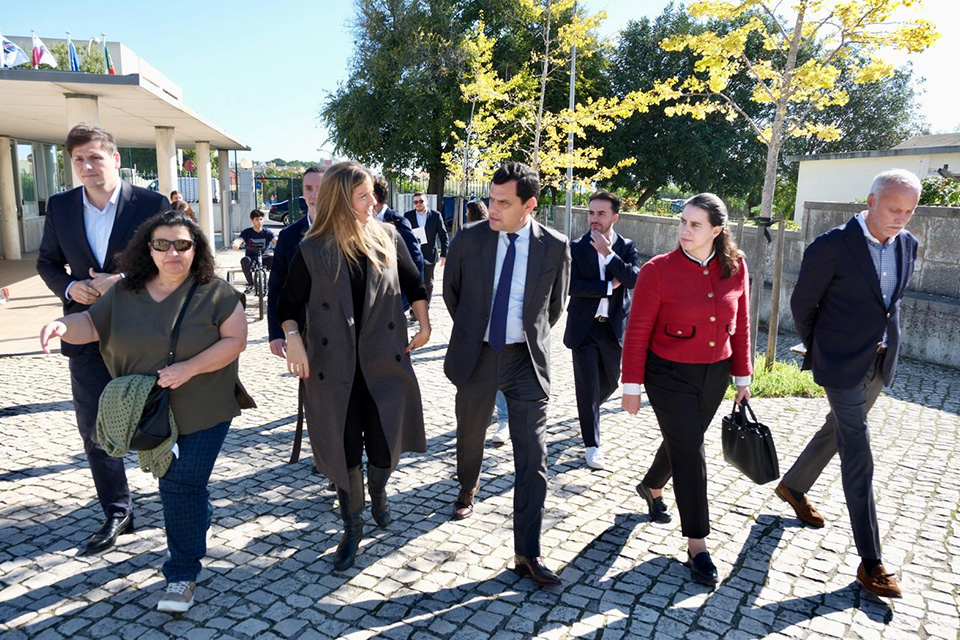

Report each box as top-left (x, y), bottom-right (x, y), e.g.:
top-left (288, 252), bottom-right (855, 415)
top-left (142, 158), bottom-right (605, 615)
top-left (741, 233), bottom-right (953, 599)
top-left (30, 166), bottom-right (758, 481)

top-left (304, 161), bottom-right (396, 274)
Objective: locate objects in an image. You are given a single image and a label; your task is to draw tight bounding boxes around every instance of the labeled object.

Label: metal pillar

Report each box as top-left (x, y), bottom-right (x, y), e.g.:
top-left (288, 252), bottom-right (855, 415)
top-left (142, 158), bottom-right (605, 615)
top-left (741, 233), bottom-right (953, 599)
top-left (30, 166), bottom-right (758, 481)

top-left (155, 126), bottom-right (177, 200)
top-left (195, 141), bottom-right (215, 254)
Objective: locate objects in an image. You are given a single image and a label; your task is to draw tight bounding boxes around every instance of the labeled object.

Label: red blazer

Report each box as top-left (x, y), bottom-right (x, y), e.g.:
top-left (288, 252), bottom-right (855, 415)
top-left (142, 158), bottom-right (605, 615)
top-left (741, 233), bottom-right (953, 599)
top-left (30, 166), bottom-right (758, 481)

top-left (622, 248), bottom-right (752, 385)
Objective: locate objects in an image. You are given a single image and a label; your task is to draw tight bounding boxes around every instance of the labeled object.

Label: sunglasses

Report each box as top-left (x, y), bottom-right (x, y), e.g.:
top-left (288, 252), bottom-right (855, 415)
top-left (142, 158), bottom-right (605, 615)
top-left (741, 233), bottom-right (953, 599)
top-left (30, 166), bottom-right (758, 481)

top-left (413, 199), bottom-right (424, 204)
top-left (149, 238), bottom-right (195, 252)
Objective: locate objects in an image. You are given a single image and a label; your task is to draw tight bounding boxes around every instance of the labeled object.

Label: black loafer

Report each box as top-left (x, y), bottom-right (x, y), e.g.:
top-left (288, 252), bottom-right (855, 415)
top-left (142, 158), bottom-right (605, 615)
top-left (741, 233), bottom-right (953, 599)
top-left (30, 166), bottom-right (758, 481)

top-left (513, 555), bottom-right (562, 586)
top-left (686, 551), bottom-right (718, 587)
top-left (636, 483), bottom-right (672, 523)
top-left (83, 513), bottom-right (134, 555)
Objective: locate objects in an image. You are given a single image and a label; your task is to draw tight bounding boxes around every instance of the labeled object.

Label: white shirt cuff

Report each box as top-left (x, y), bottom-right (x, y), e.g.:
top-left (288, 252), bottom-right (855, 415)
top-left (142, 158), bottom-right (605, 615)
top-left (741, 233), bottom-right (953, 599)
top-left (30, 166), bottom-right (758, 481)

top-left (622, 383), bottom-right (642, 395)
top-left (65, 281), bottom-right (77, 301)
top-left (602, 252), bottom-right (616, 265)
top-left (606, 281), bottom-right (613, 296)
top-left (733, 375), bottom-right (752, 386)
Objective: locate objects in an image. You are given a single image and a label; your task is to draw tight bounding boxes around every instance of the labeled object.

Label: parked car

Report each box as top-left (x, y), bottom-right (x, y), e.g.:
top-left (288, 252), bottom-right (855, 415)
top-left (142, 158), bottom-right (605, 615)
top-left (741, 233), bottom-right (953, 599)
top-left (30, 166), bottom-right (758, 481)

top-left (268, 197), bottom-right (308, 225)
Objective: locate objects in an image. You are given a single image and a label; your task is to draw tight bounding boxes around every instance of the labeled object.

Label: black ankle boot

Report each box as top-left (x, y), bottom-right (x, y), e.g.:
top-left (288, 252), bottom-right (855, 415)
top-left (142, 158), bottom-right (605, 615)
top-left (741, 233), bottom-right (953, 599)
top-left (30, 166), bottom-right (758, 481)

top-left (367, 463), bottom-right (393, 527)
top-left (333, 465), bottom-right (364, 571)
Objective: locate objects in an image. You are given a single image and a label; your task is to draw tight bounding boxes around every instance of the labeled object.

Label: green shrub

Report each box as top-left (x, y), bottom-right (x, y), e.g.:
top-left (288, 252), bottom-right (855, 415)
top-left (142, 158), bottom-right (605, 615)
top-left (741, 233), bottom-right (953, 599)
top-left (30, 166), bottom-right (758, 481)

top-left (919, 177), bottom-right (960, 207)
top-left (724, 354), bottom-right (824, 400)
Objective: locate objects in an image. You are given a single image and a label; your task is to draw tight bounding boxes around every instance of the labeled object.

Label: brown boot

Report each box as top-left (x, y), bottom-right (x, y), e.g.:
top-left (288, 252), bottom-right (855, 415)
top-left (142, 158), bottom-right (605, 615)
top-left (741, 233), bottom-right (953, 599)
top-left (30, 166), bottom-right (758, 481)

top-left (775, 482), bottom-right (825, 528)
top-left (857, 563), bottom-right (902, 598)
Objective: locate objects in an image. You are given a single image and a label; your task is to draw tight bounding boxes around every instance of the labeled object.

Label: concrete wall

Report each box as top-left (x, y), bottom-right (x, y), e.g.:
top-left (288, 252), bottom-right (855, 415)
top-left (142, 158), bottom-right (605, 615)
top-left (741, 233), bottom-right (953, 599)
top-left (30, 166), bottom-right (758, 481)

top-left (553, 204), bottom-right (960, 369)
top-left (793, 151), bottom-right (960, 223)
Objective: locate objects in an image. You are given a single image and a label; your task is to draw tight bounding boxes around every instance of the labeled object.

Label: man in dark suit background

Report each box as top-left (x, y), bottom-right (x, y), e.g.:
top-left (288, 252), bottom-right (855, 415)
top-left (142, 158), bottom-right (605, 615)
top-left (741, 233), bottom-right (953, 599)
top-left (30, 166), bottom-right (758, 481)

top-left (268, 166), bottom-right (322, 357)
top-left (443, 162), bottom-right (571, 586)
top-left (777, 168), bottom-right (921, 598)
top-left (404, 191), bottom-right (448, 305)
top-left (373, 176), bottom-right (424, 287)
top-left (37, 124), bottom-right (170, 554)
top-left (563, 191), bottom-right (639, 470)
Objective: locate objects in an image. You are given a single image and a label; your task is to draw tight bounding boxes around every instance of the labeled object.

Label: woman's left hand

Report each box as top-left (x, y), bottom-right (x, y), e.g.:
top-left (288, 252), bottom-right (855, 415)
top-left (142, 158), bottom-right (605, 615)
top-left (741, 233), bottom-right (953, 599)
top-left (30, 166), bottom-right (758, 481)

top-left (157, 362), bottom-right (197, 389)
top-left (405, 324), bottom-right (431, 353)
top-left (734, 385), bottom-right (751, 405)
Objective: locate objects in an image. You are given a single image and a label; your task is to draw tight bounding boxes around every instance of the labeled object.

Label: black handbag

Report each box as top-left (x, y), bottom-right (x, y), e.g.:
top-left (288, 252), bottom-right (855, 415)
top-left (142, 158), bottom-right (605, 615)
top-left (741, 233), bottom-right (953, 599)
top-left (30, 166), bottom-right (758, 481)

top-left (721, 399), bottom-right (780, 485)
top-left (128, 282), bottom-right (199, 452)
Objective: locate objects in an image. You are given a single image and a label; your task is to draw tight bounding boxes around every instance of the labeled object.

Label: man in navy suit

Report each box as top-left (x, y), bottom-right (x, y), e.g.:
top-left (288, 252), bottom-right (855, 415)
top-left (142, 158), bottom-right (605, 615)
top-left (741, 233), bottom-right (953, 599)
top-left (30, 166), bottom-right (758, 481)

top-left (268, 166), bottom-right (322, 357)
top-left (404, 192), bottom-right (448, 305)
top-left (777, 169), bottom-right (921, 598)
top-left (373, 176), bottom-right (424, 285)
top-left (563, 191), bottom-right (639, 470)
top-left (37, 124), bottom-right (170, 554)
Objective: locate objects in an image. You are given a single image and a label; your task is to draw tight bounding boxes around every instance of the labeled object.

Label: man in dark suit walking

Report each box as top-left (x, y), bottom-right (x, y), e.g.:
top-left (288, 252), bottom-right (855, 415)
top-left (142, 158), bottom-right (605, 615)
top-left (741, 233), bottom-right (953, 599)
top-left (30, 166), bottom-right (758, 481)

top-left (563, 191), bottom-right (639, 470)
top-left (443, 162), bottom-right (571, 586)
top-left (404, 191), bottom-right (448, 305)
top-left (37, 124), bottom-right (170, 554)
top-left (373, 176), bottom-right (424, 283)
top-left (268, 166), bottom-right (322, 357)
top-left (777, 169), bottom-right (921, 598)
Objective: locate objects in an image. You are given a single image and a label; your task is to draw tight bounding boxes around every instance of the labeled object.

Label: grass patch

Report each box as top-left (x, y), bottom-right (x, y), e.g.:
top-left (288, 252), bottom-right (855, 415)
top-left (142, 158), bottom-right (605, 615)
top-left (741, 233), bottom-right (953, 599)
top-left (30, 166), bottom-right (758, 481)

top-left (725, 354), bottom-right (824, 400)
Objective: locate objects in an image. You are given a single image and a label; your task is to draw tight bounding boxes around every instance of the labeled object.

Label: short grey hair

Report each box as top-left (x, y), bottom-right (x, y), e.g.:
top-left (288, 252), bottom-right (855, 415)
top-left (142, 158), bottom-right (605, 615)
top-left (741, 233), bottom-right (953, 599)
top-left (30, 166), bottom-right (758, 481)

top-left (870, 169), bottom-right (922, 198)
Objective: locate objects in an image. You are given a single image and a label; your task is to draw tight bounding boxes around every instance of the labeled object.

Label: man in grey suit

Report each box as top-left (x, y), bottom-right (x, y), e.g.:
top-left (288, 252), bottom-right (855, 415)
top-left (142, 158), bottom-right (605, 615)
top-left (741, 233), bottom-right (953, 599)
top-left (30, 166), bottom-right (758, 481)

top-left (443, 162), bottom-right (571, 586)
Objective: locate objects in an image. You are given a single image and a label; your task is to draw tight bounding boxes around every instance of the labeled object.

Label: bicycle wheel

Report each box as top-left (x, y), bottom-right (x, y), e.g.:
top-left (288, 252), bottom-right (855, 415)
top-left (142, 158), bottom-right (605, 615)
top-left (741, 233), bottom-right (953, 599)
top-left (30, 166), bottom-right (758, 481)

top-left (254, 269), bottom-right (266, 320)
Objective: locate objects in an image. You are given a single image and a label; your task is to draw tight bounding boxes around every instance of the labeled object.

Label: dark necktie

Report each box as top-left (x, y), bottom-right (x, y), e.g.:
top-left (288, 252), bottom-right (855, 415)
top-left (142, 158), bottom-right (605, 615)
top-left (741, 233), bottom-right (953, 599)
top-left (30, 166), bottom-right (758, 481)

top-left (489, 233), bottom-right (519, 353)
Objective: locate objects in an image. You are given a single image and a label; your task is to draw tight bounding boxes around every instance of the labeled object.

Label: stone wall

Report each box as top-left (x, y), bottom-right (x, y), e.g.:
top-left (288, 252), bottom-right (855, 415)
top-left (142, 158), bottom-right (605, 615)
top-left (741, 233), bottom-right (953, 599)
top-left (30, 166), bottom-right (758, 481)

top-left (550, 203), bottom-right (960, 369)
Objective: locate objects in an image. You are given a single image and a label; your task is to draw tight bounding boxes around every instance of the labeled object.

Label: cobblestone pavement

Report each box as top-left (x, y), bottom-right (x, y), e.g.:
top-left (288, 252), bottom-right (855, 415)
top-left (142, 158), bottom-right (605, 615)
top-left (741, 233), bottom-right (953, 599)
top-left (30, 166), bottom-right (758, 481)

top-left (1, 267), bottom-right (958, 640)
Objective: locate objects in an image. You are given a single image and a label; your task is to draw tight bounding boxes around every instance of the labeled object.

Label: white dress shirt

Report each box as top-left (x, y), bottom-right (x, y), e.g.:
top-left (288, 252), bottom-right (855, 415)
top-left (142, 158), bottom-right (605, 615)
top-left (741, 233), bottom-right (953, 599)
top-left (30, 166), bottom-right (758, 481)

top-left (65, 183), bottom-right (121, 300)
top-left (595, 231), bottom-right (618, 319)
top-left (484, 218), bottom-right (532, 345)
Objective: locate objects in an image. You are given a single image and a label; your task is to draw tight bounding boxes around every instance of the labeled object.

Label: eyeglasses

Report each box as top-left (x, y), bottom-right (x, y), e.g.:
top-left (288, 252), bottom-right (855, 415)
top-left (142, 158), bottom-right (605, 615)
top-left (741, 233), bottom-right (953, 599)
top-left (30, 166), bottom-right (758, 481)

top-left (149, 238), bottom-right (195, 252)
top-left (413, 199), bottom-right (424, 204)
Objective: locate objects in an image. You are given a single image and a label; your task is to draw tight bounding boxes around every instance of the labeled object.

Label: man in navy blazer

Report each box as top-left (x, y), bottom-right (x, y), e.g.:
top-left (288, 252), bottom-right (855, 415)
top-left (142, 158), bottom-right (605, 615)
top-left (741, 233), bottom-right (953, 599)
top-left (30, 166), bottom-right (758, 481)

top-left (37, 125), bottom-right (169, 554)
top-left (777, 169), bottom-right (921, 598)
top-left (562, 191), bottom-right (639, 470)
top-left (404, 192), bottom-right (448, 305)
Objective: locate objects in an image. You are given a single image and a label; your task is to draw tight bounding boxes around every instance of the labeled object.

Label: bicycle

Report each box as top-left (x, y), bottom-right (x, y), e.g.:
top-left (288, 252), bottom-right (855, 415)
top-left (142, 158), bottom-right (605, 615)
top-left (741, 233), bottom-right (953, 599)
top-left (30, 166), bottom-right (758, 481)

top-left (250, 247), bottom-right (270, 320)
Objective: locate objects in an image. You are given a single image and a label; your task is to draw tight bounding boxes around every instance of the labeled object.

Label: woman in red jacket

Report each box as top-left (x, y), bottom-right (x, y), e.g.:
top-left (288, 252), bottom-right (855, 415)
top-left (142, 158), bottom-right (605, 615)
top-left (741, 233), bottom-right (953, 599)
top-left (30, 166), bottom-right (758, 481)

top-left (621, 193), bottom-right (752, 588)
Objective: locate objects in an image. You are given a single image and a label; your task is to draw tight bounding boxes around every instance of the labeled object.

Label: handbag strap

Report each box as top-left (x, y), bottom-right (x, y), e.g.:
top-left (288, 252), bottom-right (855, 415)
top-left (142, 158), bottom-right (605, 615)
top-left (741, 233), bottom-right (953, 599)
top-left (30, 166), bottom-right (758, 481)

top-left (166, 281), bottom-right (200, 366)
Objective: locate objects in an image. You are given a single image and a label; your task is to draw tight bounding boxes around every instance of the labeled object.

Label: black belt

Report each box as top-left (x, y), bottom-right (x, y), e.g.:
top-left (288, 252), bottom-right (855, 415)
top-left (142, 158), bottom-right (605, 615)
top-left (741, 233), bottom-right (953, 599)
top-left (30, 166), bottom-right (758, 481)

top-left (483, 341), bottom-right (526, 350)
top-left (594, 316), bottom-right (608, 323)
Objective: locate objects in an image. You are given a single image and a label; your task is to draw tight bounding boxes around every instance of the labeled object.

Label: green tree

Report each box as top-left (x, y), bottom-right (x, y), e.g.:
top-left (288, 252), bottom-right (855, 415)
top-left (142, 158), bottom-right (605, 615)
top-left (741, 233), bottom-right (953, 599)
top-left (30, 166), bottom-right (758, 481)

top-left (44, 41), bottom-right (105, 73)
top-left (599, 4), bottom-right (767, 209)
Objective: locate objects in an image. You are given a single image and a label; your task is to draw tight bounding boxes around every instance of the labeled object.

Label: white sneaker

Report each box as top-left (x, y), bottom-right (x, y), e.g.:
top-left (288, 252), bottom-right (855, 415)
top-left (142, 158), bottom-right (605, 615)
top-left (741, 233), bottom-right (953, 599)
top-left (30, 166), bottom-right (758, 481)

top-left (585, 447), bottom-right (605, 470)
top-left (491, 422), bottom-right (510, 446)
top-left (157, 581), bottom-right (196, 613)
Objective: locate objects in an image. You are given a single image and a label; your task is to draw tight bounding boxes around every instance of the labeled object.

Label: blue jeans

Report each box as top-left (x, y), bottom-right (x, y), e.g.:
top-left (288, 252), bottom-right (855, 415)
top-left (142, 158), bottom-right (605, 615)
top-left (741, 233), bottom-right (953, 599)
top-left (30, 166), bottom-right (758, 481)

top-left (495, 390), bottom-right (509, 424)
top-left (159, 420), bottom-right (230, 583)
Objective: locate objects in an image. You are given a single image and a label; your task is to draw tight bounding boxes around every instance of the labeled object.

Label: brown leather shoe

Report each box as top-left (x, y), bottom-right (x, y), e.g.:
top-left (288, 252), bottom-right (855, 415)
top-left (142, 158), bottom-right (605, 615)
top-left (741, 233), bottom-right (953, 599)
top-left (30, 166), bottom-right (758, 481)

top-left (857, 563), bottom-right (902, 598)
top-left (513, 555), bottom-right (561, 586)
top-left (452, 488), bottom-right (476, 520)
top-left (775, 482), bottom-right (825, 528)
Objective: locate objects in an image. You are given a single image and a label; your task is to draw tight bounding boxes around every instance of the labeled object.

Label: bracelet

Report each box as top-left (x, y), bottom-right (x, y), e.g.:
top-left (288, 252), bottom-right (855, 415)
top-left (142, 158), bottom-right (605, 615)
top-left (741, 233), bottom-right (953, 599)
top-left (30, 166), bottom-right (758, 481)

top-left (286, 330), bottom-right (300, 336)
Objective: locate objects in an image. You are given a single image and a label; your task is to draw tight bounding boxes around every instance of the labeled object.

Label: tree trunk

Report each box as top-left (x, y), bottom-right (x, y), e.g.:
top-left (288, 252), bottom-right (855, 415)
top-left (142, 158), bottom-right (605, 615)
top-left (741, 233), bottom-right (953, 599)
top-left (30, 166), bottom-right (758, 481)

top-left (635, 185), bottom-right (658, 209)
top-left (427, 165), bottom-right (446, 206)
top-left (531, 1), bottom-right (553, 171)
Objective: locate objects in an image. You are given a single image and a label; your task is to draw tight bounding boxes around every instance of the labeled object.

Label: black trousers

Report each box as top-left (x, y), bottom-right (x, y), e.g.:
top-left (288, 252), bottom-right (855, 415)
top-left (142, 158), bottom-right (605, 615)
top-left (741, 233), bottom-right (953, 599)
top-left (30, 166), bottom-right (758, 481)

top-left (342, 366), bottom-right (391, 474)
top-left (571, 318), bottom-right (621, 448)
top-left (422, 261), bottom-right (436, 305)
top-left (68, 343), bottom-right (131, 519)
top-left (641, 352), bottom-right (729, 539)
top-left (240, 254), bottom-right (273, 286)
top-left (455, 343), bottom-right (549, 558)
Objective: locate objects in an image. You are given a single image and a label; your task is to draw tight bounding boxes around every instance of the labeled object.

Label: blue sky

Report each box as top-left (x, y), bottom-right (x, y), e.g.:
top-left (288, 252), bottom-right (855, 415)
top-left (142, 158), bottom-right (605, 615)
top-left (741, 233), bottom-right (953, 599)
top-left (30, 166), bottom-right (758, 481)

top-left (4, 0), bottom-right (957, 162)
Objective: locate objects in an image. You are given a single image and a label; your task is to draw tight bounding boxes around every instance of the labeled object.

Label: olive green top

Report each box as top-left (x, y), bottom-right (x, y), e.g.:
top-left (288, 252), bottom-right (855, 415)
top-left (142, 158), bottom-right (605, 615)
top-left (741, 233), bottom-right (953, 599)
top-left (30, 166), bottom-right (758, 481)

top-left (88, 276), bottom-right (244, 435)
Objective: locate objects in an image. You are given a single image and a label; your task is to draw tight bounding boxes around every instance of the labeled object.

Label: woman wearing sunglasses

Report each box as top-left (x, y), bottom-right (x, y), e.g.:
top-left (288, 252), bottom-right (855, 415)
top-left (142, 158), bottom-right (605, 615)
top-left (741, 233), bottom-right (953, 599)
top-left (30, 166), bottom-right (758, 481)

top-left (278, 162), bottom-right (430, 571)
top-left (40, 211), bottom-right (247, 613)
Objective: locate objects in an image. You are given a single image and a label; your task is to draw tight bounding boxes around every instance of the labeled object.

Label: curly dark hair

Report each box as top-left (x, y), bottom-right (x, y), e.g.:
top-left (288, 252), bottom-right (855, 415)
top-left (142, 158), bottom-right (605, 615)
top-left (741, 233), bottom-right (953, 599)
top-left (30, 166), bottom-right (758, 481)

top-left (118, 211), bottom-right (216, 291)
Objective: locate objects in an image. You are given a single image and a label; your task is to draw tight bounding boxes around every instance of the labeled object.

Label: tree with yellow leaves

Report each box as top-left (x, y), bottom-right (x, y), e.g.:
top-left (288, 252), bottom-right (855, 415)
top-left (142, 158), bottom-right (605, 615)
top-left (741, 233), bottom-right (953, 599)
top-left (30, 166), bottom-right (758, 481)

top-left (655, 0), bottom-right (939, 221)
top-left (444, 1), bottom-right (654, 197)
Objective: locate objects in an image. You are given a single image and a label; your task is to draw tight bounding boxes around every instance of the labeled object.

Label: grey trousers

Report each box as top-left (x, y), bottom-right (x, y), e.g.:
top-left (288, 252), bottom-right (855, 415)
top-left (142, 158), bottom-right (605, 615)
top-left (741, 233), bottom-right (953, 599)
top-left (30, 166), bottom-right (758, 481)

top-left (782, 351), bottom-right (886, 560)
top-left (455, 343), bottom-right (549, 558)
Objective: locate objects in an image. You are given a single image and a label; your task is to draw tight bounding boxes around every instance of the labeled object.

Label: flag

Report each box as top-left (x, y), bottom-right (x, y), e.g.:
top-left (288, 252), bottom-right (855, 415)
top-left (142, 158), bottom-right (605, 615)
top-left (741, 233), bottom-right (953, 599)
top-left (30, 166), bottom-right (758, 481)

top-left (31, 32), bottom-right (57, 69)
top-left (67, 32), bottom-right (80, 72)
top-left (102, 35), bottom-right (115, 75)
top-left (0, 31), bottom-right (30, 69)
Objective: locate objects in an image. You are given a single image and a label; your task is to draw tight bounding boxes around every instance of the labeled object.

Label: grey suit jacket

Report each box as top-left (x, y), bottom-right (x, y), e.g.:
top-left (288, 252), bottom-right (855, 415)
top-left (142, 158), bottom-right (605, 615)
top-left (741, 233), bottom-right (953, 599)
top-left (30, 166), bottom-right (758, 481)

top-left (443, 219), bottom-right (571, 395)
